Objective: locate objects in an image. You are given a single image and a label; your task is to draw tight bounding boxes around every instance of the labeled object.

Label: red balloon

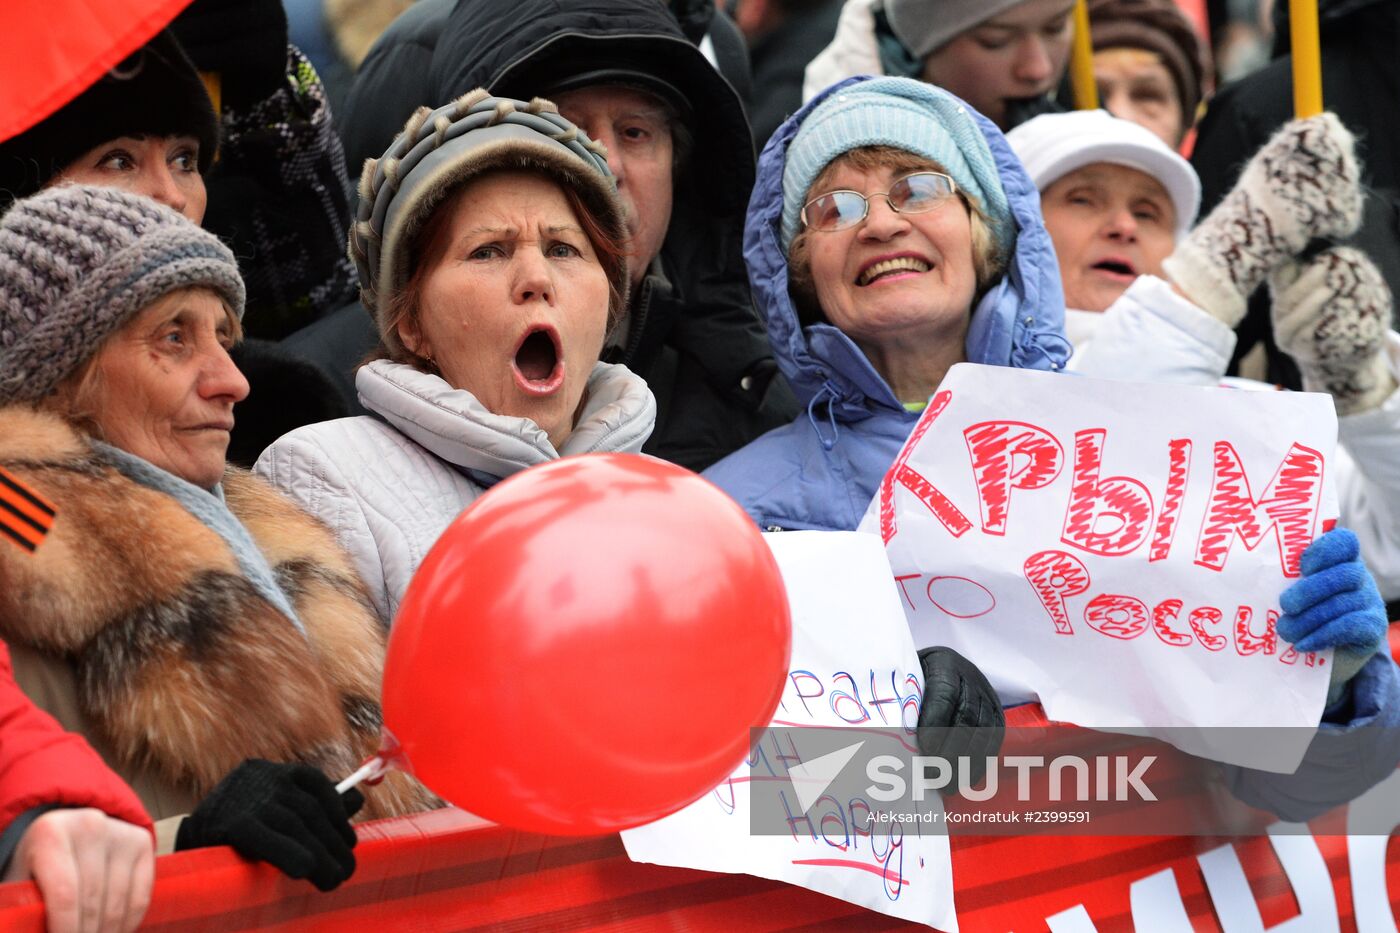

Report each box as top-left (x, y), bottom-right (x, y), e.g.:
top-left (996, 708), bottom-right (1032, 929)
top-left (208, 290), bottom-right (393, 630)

top-left (382, 453), bottom-right (791, 835)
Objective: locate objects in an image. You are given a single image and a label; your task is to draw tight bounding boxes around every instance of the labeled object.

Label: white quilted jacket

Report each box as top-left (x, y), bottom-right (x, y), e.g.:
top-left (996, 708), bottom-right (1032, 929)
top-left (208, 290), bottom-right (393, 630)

top-left (255, 359), bottom-right (656, 623)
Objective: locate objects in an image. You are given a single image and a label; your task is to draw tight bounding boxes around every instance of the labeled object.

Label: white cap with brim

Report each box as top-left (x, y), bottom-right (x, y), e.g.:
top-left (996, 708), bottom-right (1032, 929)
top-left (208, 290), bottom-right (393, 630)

top-left (1006, 109), bottom-right (1200, 239)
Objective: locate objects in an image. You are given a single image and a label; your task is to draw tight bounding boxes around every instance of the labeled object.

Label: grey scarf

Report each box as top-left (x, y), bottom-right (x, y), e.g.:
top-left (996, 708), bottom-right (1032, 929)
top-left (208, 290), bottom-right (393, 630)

top-left (92, 442), bottom-right (306, 636)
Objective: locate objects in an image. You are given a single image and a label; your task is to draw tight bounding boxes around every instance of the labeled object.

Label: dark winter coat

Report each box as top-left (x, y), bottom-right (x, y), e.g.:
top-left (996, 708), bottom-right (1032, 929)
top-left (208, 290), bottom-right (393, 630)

top-left (1191, 0), bottom-right (1400, 388)
top-left (748, 0), bottom-right (845, 149)
top-left (668, 0), bottom-right (753, 109)
top-left (203, 46), bottom-right (360, 340)
top-left (320, 0), bottom-right (797, 471)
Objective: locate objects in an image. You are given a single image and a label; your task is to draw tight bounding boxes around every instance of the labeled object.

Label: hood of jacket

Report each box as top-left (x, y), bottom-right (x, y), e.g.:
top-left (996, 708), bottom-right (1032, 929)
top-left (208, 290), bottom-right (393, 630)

top-left (343, 0), bottom-right (750, 182)
top-left (341, 0), bottom-right (752, 224)
top-left (355, 359), bottom-right (656, 478)
top-left (746, 76), bottom-right (1070, 420)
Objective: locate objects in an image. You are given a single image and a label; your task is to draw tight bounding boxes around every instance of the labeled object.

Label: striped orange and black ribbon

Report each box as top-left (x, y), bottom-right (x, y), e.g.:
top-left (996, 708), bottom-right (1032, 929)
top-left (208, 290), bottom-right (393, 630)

top-left (0, 466), bottom-right (55, 553)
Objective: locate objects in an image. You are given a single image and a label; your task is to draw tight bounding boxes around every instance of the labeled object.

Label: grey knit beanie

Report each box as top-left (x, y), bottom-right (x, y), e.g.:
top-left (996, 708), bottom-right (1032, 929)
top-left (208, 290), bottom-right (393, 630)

top-left (351, 89), bottom-right (627, 360)
top-left (885, 0), bottom-right (1031, 59)
top-left (0, 185), bottom-right (245, 404)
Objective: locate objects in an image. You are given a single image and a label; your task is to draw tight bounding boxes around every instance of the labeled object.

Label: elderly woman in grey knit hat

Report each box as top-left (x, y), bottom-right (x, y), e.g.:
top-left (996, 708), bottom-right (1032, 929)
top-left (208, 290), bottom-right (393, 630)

top-left (804, 0), bottom-right (1075, 130)
top-left (256, 91), bottom-right (655, 625)
top-left (0, 185), bottom-right (433, 891)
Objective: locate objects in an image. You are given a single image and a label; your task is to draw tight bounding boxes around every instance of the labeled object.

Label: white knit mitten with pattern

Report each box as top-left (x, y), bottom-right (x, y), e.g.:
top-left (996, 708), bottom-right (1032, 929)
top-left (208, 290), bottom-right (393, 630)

top-left (1271, 246), bottom-right (1396, 416)
top-left (1164, 113), bottom-right (1363, 328)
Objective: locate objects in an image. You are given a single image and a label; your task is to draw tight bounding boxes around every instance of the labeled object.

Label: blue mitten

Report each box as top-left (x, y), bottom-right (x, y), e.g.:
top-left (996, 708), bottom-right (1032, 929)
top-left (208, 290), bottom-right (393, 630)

top-left (1278, 528), bottom-right (1387, 689)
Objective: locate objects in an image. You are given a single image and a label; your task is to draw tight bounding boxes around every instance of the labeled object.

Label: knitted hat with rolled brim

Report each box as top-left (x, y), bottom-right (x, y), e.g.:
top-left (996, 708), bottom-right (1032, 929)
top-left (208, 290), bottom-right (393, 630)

top-left (885, 0), bottom-right (1030, 59)
top-left (780, 77), bottom-right (1013, 253)
top-left (351, 90), bottom-right (628, 360)
top-left (0, 31), bottom-right (220, 211)
top-left (1005, 109), bottom-right (1200, 238)
top-left (0, 185), bottom-right (245, 405)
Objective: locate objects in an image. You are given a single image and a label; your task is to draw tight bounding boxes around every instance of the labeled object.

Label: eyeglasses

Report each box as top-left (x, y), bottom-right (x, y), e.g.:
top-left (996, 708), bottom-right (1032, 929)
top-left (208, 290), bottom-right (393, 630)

top-left (800, 172), bottom-right (959, 233)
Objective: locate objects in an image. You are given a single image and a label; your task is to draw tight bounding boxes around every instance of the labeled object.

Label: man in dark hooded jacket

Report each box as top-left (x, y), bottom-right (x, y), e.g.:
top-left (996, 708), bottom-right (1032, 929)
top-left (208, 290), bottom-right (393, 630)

top-left (1191, 0), bottom-right (1400, 388)
top-left (290, 0), bottom-right (795, 471)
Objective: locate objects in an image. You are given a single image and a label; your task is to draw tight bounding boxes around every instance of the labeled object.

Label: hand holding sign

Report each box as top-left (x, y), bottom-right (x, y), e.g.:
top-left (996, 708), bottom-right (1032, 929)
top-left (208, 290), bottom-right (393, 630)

top-left (1279, 528), bottom-right (1388, 685)
top-left (916, 647), bottom-right (1004, 792)
top-left (377, 454), bottom-right (792, 835)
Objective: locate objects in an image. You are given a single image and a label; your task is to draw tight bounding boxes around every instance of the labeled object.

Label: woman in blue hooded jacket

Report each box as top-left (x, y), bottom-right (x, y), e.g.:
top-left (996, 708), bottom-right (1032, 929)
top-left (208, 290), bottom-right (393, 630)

top-left (706, 75), bottom-right (1400, 821)
top-left (705, 76), bottom-right (1070, 533)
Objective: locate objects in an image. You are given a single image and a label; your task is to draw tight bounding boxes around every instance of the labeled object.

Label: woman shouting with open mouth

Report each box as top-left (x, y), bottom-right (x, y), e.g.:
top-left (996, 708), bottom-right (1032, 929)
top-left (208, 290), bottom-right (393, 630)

top-left (256, 91), bottom-right (654, 624)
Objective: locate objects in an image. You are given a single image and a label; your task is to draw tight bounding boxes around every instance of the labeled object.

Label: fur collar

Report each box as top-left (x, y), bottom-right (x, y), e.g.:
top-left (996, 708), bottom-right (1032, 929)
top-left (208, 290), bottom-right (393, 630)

top-left (0, 406), bottom-right (430, 818)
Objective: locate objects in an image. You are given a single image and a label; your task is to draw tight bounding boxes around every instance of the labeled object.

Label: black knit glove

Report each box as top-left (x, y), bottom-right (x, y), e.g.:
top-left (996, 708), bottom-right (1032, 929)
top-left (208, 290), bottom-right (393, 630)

top-left (916, 647), bottom-right (1006, 794)
top-left (170, 0), bottom-right (290, 110)
top-left (175, 759), bottom-right (364, 891)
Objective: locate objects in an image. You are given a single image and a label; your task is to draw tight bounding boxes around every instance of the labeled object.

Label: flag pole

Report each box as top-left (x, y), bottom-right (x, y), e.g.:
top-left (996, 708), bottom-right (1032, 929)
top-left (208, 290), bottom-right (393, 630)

top-left (1290, 0), bottom-right (1323, 116)
top-left (1069, 0), bottom-right (1099, 110)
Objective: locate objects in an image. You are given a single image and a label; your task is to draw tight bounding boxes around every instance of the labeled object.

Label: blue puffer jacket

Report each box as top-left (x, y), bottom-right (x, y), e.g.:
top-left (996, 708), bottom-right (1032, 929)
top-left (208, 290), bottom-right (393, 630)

top-left (703, 77), bottom-right (1071, 532)
top-left (704, 77), bottom-right (1400, 820)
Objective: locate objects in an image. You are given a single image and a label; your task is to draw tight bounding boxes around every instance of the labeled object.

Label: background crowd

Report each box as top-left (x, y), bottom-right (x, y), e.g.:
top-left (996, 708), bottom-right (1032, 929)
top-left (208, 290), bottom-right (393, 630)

top-left (0, 0), bottom-right (1397, 929)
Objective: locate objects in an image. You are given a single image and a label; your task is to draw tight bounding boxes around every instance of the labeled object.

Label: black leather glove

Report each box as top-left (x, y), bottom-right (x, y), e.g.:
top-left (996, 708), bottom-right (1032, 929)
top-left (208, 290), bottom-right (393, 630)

top-left (170, 0), bottom-right (290, 109)
top-left (175, 759), bottom-right (364, 891)
top-left (916, 647), bottom-right (1006, 794)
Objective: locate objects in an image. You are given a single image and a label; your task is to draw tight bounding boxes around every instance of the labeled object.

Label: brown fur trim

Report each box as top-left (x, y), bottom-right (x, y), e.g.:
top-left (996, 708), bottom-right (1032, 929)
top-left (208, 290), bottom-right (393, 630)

top-left (223, 468), bottom-right (437, 817)
top-left (0, 407), bottom-right (435, 819)
top-left (0, 405), bottom-right (88, 462)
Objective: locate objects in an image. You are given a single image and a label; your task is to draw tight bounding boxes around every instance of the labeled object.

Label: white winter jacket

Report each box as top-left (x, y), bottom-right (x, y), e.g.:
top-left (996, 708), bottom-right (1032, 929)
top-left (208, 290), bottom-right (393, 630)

top-left (1070, 275), bottom-right (1400, 600)
top-left (255, 359), bottom-right (657, 623)
top-left (803, 0), bottom-right (883, 102)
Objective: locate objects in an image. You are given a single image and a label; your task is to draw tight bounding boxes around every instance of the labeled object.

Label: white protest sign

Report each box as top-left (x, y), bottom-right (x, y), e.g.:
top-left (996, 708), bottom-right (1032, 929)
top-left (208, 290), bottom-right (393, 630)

top-left (623, 531), bottom-right (957, 932)
top-left (857, 364), bottom-right (1337, 772)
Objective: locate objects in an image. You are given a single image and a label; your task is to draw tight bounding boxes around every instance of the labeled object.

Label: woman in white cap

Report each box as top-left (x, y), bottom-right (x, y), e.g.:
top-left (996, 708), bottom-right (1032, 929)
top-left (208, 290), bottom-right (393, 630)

top-left (1007, 109), bottom-right (1200, 357)
top-left (256, 92), bottom-right (654, 626)
top-left (1008, 108), bottom-right (1400, 608)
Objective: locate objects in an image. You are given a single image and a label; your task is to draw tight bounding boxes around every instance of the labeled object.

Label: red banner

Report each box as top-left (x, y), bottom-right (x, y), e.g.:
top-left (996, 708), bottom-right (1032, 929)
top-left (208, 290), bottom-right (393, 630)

top-left (0, 709), bottom-right (1393, 930)
top-left (0, 0), bottom-right (192, 143)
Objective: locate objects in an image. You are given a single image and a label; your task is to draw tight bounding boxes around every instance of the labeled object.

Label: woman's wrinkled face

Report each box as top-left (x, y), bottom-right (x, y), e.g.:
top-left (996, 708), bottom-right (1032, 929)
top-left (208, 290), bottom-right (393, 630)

top-left (804, 161), bottom-right (978, 348)
top-left (400, 172), bottom-right (611, 450)
top-left (50, 135), bottom-right (207, 223)
top-left (1040, 162), bottom-right (1177, 312)
top-left (921, 0), bottom-right (1075, 129)
top-left (75, 288), bottom-right (247, 489)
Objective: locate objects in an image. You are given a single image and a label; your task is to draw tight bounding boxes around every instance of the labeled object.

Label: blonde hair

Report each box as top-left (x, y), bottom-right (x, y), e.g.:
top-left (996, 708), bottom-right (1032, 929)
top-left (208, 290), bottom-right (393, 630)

top-left (787, 146), bottom-right (1005, 328)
